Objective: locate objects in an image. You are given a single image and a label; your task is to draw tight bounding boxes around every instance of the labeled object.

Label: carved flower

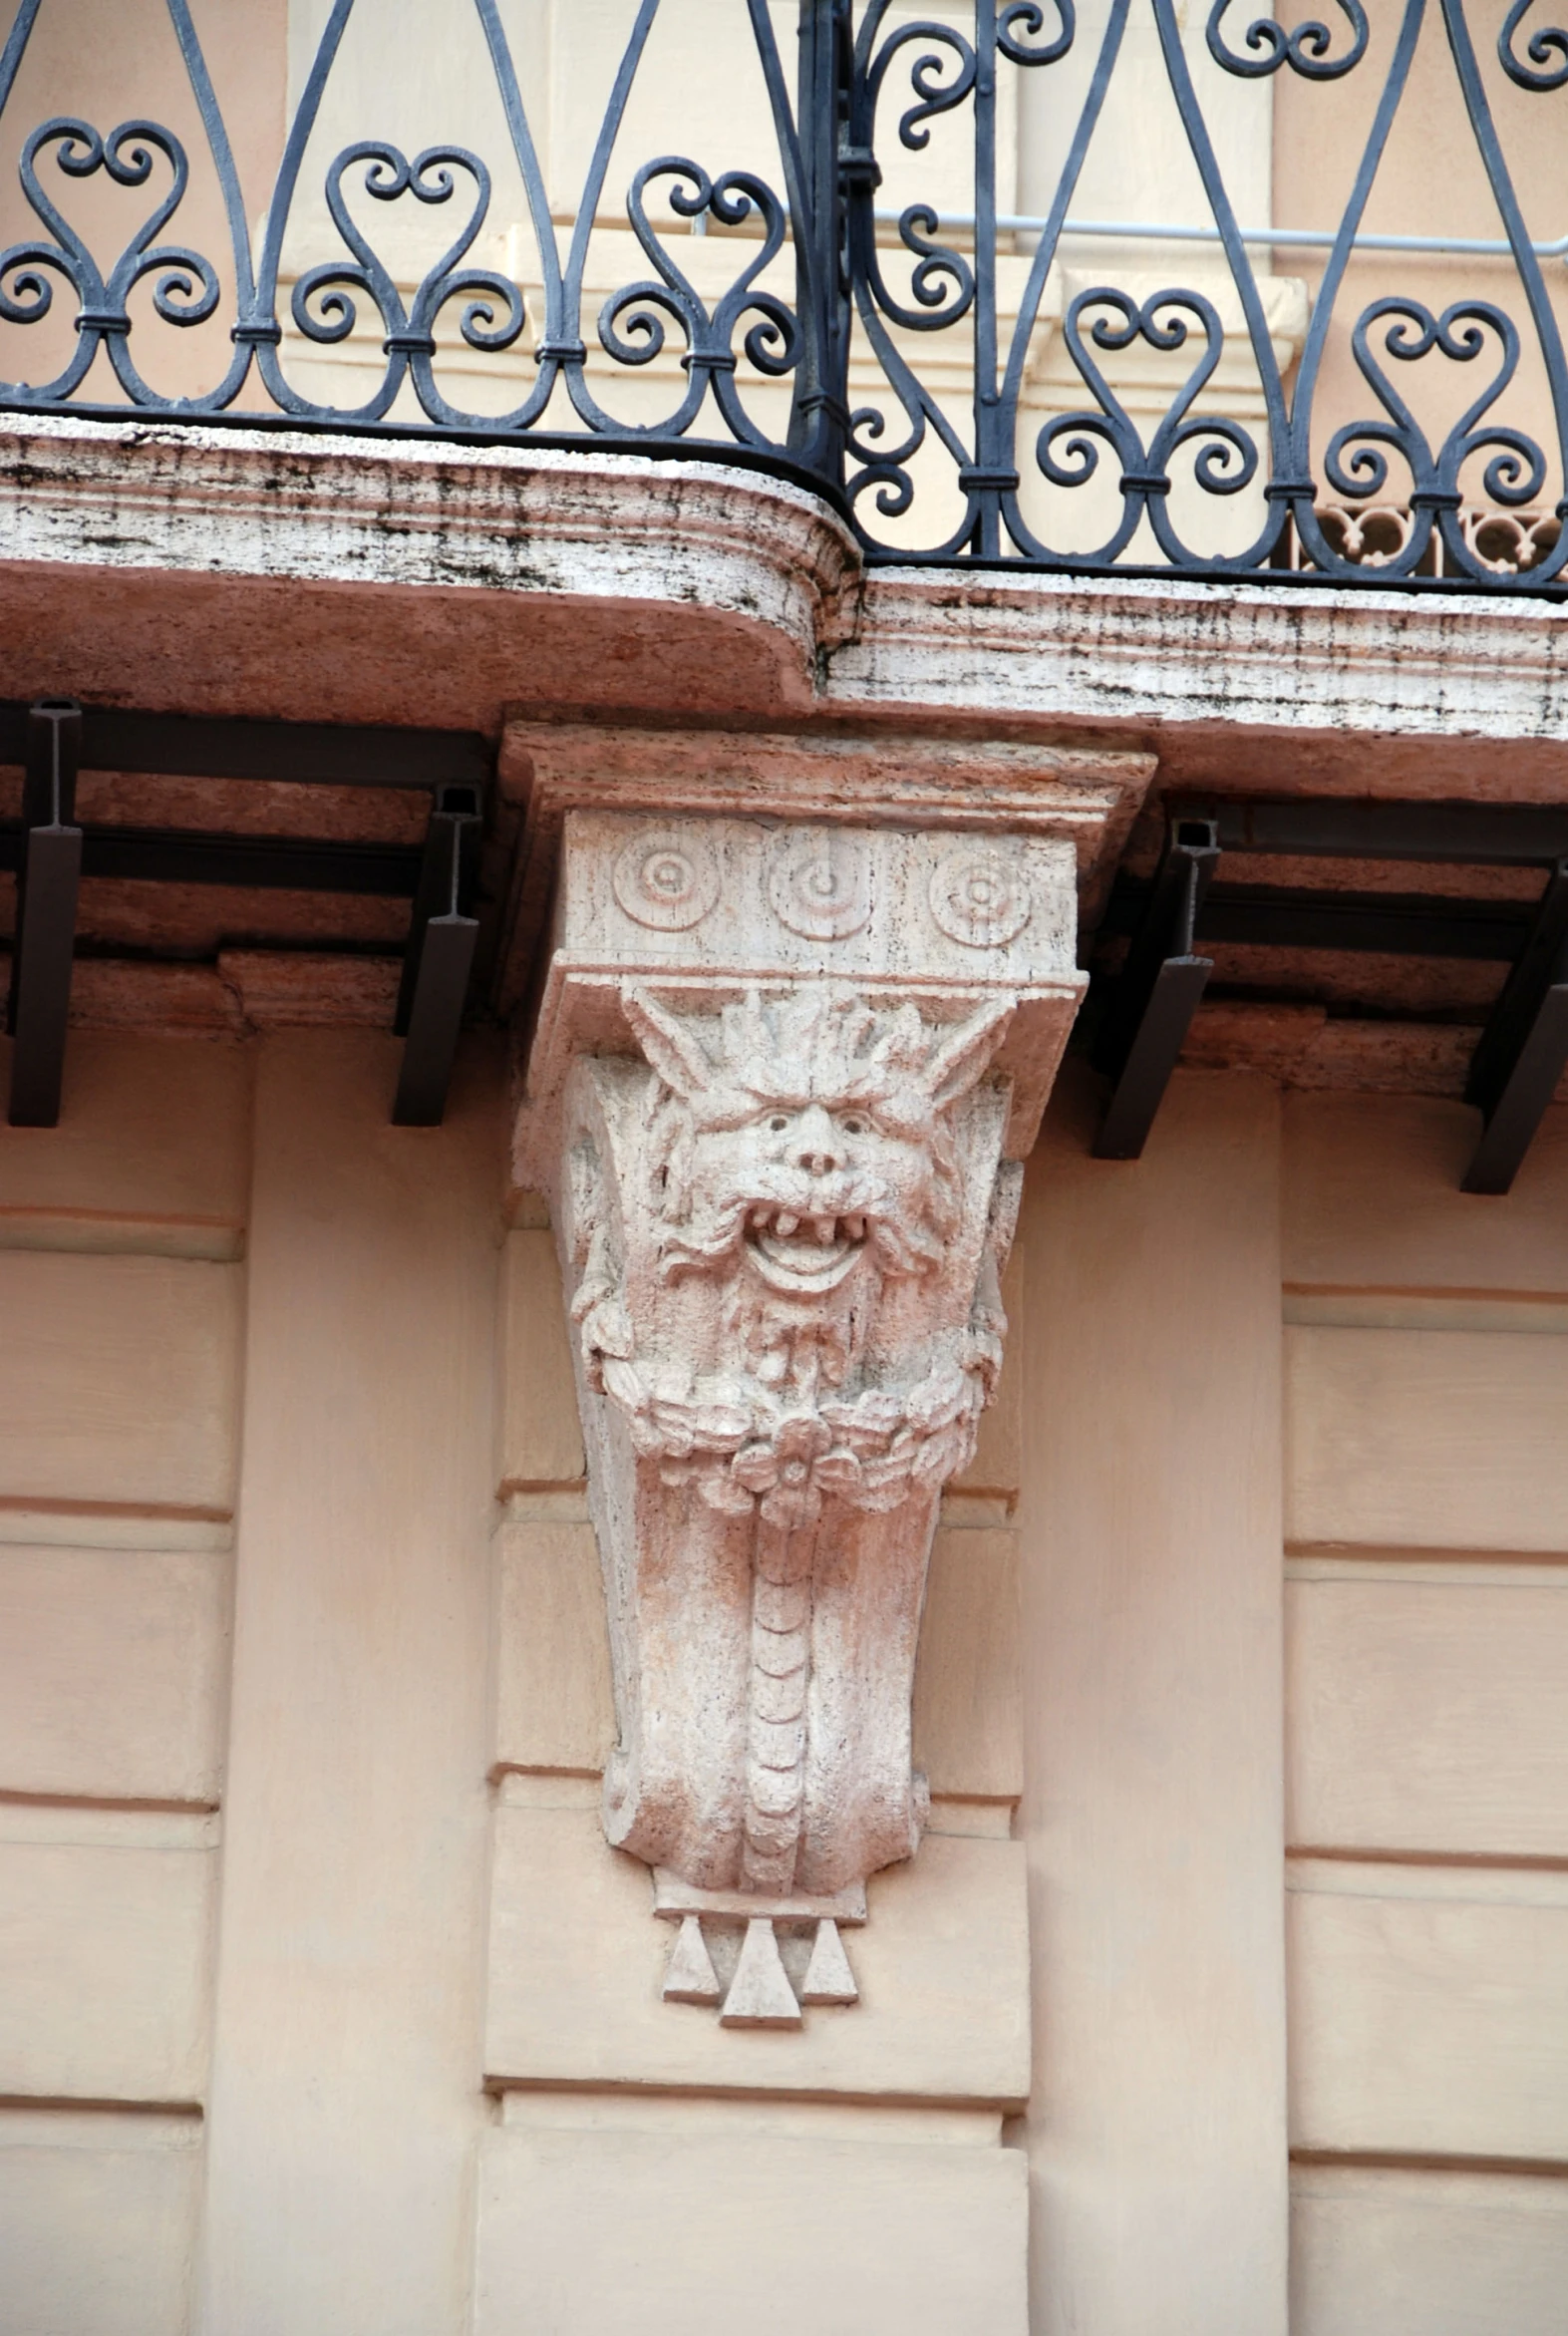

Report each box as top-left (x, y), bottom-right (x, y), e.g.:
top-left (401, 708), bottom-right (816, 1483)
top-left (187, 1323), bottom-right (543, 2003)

top-left (728, 1414), bottom-right (864, 1529)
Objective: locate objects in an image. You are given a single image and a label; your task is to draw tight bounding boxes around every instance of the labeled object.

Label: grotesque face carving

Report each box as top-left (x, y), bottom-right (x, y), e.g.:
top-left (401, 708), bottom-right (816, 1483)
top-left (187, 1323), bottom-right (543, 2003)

top-left (568, 980), bottom-right (1016, 1493)
top-left (623, 985), bottom-right (1012, 1306)
top-left (737, 1100), bottom-right (871, 1297)
top-left (689, 1092), bottom-right (940, 1299)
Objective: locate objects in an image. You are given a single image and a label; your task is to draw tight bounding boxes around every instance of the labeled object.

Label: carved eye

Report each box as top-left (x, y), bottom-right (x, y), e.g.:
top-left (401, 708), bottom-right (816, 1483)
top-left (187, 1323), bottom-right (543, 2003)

top-left (769, 1115), bottom-right (789, 1134)
top-left (841, 1116), bottom-right (866, 1136)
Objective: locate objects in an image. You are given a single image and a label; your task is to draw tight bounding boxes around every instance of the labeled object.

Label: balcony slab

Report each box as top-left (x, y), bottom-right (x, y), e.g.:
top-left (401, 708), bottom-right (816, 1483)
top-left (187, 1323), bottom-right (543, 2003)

top-left (0, 423), bottom-right (1561, 795)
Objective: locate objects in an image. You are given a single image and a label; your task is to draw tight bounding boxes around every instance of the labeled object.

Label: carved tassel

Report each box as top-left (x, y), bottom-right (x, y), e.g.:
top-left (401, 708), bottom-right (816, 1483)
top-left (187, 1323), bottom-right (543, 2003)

top-left (662, 1913), bottom-right (722, 2006)
top-left (719, 1916), bottom-right (801, 2029)
top-left (799, 1917), bottom-right (858, 2006)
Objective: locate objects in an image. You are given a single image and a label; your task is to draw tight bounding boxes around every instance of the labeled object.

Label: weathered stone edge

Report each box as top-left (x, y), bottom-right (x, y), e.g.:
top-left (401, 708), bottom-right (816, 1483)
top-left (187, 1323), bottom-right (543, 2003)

top-left (837, 565), bottom-right (1568, 742)
top-left (0, 415), bottom-right (862, 682)
top-left (6, 416), bottom-right (1567, 742)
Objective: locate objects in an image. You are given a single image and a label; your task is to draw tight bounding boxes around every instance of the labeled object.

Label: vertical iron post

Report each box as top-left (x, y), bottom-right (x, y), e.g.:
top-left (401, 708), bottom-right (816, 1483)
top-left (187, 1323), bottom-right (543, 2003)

top-left (392, 781), bottom-right (482, 1127)
top-left (8, 699), bottom-right (83, 1128)
top-left (1093, 816), bottom-right (1221, 1161)
top-left (965, 0), bottom-right (1010, 557)
top-left (791, 0), bottom-right (853, 488)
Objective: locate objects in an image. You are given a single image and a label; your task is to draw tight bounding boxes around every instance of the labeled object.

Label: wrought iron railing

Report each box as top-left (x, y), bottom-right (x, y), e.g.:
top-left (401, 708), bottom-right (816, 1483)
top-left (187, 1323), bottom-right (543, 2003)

top-left (2, 1), bottom-right (1567, 590)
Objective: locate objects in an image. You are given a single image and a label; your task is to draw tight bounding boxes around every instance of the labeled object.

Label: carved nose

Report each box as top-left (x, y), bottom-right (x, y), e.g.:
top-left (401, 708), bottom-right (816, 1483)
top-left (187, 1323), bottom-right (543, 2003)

top-left (792, 1105), bottom-right (842, 1178)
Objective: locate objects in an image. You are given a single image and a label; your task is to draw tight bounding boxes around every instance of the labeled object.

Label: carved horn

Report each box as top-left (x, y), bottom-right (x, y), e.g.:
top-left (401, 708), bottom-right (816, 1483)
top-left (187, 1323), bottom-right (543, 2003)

top-left (621, 983), bottom-right (719, 1099)
top-left (922, 996), bottom-right (1016, 1109)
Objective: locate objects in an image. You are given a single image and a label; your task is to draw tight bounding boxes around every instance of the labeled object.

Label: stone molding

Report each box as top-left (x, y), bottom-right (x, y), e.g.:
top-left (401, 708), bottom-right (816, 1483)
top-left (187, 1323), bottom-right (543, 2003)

top-left (832, 567), bottom-right (1568, 746)
top-left (495, 721), bottom-right (1154, 1025)
top-left (4, 421), bottom-right (1567, 755)
top-left (8, 420), bottom-right (1564, 1096)
top-left (0, 417), bottom-right (859, 692)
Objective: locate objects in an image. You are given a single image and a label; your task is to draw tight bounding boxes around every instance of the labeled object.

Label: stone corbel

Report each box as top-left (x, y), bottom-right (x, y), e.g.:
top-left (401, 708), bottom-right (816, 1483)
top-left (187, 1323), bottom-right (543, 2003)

top-left (509, 728), bottom-right (1152, 2027)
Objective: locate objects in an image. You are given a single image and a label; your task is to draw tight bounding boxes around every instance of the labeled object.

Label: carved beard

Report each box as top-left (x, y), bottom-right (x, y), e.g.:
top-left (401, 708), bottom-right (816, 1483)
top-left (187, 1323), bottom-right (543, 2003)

top-left (719, 1260), bottom-right (866, 1397)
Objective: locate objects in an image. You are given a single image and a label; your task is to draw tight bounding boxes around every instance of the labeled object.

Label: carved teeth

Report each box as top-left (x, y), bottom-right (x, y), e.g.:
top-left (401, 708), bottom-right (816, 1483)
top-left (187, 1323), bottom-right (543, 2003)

top-left (742, 1207), bottom-right (873, 1292)
top-left (745, 1211), bottom-right (870, 1246)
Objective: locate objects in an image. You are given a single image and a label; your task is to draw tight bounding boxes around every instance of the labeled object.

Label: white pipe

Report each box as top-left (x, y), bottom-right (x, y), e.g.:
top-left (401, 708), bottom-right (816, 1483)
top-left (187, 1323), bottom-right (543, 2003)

top-left (874, 208), bottom-right (1568, 261)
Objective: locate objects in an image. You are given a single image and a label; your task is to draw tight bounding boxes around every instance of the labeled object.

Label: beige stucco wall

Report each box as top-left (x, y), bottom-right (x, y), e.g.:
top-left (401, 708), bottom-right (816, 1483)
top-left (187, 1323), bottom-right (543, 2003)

top-left (0, 1023), bottom-right (1029, 2335)
top-left (1021, 1066), bottom-right (1291, 2335)
top-left (2, 1026), bottom-right (1566, 2330)
top-left (1281, 1091), bottom-right (1568, 2334)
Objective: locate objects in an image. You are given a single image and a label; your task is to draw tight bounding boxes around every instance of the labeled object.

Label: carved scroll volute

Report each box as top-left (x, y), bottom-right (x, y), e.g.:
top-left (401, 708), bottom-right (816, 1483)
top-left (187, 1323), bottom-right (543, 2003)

top-left (517, 809), bottom-right (1084, 2020)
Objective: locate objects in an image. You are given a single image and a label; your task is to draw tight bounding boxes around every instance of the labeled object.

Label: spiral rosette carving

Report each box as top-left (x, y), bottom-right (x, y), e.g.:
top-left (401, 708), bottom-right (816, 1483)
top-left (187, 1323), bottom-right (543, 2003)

top-left (612, 831), bottom-right (721, 932)
top-left (767, 832), bottom-right (872, 942)
top-left (929, 849), bottom-right (1034, 950)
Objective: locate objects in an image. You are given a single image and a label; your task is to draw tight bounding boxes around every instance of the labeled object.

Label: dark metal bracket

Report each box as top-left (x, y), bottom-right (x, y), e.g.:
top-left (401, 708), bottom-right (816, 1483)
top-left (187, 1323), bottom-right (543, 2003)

top-left (1100, 880), bottom-right (1537, 964)
top-left (1095, 798), bottom-right (1568, 1191)
top-left (1461, 858), bottom-right (1568, 1195)
top-left (1093, 818), bottom-right (1220, 1161)
top-left (0, 700), bottom-right (491, 1134)
top-left (0, 701), bottom-right (487, 793)
top-left (8, 701), bottom-right (83, 1127)
top-left (392, 782), bottom-right (482, 1127)
top-left (1187, 797), bottom-right (1568, 866)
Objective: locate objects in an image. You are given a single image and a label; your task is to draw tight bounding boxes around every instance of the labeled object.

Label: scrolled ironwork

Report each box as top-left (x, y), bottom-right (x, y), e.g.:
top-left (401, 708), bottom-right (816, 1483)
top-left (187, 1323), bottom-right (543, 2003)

top-left (593, 159), bottom-right (800, 445)
top-left (864, 12), bottom-right (978, 151)
top-left (0, 0), bottom-right (1563, 591)
top-left (997, 3), bottom-right (1076, 69)
top-left (1324, 297), bottom-right (1549, 581)
top-left (1033, 286), bottom-right (1261, 568)
top-left (0, 115), bottom-right (221, 405)
top-left (1206, 2), bottom-right (1369, 80)
top-left (1500, 0), bottom-right (1568, 90)
top-left (286, 142), bottom-right (526, 427)
top-left (864, 202), bottom-right (975, 335)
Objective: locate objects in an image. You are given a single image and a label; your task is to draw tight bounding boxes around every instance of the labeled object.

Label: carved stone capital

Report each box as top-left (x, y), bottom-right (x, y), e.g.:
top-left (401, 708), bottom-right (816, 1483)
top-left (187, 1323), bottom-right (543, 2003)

top-left (513, 754), bottom-right (1129, 2022)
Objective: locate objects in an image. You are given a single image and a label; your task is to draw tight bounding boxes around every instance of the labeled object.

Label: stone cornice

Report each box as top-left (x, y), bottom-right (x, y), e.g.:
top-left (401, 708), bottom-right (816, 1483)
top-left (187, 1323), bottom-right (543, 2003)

top-left (837, 567), bottom-right (1568, 747)
top-left (0, 416), bottom-right (860, 697)
top-left (493, 721), bottom-right (1154, 1016)
top-left (2, 419), bottom-right (1565, 765)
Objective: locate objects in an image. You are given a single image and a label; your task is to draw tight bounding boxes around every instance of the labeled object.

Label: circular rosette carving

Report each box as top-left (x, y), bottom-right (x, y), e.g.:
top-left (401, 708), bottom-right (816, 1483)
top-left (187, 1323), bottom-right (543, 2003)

top-left (928, 848), bottom-right (1033, 949)
top-left (611, 831), bottom-right (720, 932)
top-left (730, 1415), bottom-right (860, 1530)
top-left (767, 832), bottom-right (871, 942)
